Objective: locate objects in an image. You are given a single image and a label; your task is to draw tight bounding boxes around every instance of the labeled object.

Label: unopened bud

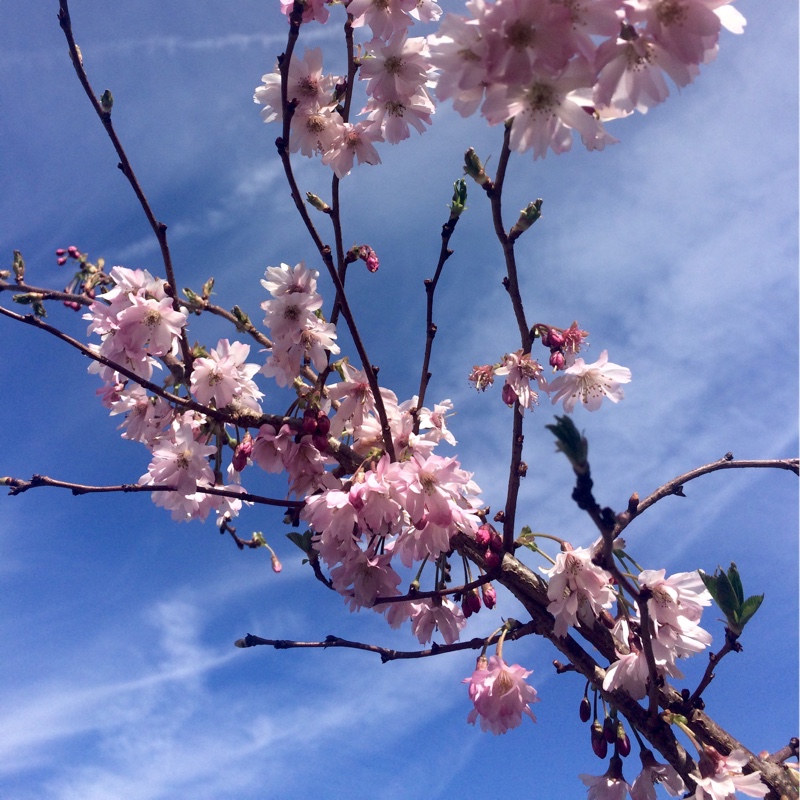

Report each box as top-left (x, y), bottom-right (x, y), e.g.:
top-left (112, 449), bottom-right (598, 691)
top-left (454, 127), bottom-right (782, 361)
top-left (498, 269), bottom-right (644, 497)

top-left (306, 192), bottom-right (331, 213)
top-left (57, 256), bottom-right (68, 266)
top-left (501, 382), bottom-right (517, 406)
top-left (484, 549), bottom-right (501, 570)
top-left (549, 351), bottom-right (565, 370)
top-left (232, 432), bottom-right (253, 472)
top-left (465, 590), bottom-right (482, 615)
top-left (12, 250), bottom-right (25, 281)
top-left (509, 199), bottom-right (543, 241)
top-left (100, 89), bottom-right (113, 113)
top-left (449, 178), bottom-right (467, 218)
top-left (271, 553), bottom-right (282, 573)
top-left (463, 148), bottom-right (490, 186)
top-left (579, 696), bottom-right (591, 723)
top-left (488, 531), bottom-right (503, 553)
top-left (481, 582), bottom-right (497, 609)
top-left (316, 413), bottom-right (331, 436)
top-left (603, 716), bottom-right (616, 744)
top-left (591, 721), bottom-right (608, 759)
top-left (616, 723), bottom-right (631, 757)
top-left (202, 277), bottom-right (215, 299)
top-left (475, 523), bottom-right (492, 548)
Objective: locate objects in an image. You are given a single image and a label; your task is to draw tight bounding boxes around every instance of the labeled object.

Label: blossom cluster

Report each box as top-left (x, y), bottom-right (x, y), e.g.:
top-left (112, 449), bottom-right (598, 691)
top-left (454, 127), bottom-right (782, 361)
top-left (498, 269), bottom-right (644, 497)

top-left (470, 345), bottom-right (632, 414)
top-left (256, 0), bottom-right (745, 169)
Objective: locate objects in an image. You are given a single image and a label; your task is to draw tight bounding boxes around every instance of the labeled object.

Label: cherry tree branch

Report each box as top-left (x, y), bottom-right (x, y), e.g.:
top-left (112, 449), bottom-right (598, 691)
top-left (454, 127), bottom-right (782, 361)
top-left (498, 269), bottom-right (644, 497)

top-left (57, 0), bottom-right (192, 369)
top-left (613, 454), bottom-right (800, 537)
top-left (414, 198), bottom-right (464, 426)
top-left (0, 304), bottom-right (366, 473)
top-left (275, 11), bottom-right (395, 460)
top-left (1, 474), bottom-right (304, 508)
top-left (372, 571), bottom-right (494, 606)
top-left (235, 620), bottom-right (537, 663)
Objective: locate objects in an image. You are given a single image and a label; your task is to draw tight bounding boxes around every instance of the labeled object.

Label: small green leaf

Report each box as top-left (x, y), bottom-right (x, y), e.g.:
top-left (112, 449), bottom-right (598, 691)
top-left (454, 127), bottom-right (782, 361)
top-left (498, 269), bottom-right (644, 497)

top-left (736, 594), bottom-right (764, 630)
top-left (727, 562), bottom-right (744, 606)
top-left (286, 530), bottom-right (314, 554)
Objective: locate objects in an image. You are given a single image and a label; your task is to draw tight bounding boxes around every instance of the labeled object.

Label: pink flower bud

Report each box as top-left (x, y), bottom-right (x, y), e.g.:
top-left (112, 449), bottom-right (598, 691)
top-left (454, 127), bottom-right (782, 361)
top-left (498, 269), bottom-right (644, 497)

top-left (475, 524), bottom-right (492, 548)
top-left (312, 433), bottom-right (329, 452)
top-left (603, 716), bottom-right (616, 744)
top-left (301, 412), bottom-right (318, 435)
top-left (56, 256), bottom-right (68, 266)
top-left (579, 696), bottom-right (591, 722)
top-left (484, 549), bottom-right (501, 570)
top-left (232, 432), bottom-right (253, 472)
top-left (316, 413), bottom-right (331, 435)
top-left (465, 590), bottom-right (482, 615)
top-left (501, 382), bottom-right (518, 406)
top-left (548, 330), bottom-right (565, 348)
top-left (481, 583), bottom-right (497, 609)
top-left (55, 248), bottom-right (67, 256)
top-left (549, 350), bottom-right (566, 370)
top-left (591, 721), bottom-right (608, 759)
top-left (270, 553), bottom-right (282, 573)
top-left (488, 531), bottom-right (503, 553)
top-left (67, 245), bottom-right (80, 258)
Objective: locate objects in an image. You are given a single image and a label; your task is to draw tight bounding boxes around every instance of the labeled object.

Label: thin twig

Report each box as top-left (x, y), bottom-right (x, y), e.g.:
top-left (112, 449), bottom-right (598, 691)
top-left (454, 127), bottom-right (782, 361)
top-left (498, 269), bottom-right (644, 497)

top-left (372, 571), bottom-right (494, 606)
top-left (613, 455), bottom-right (800, 538)
top-left (274, 12), bottom-right (395, 461)
top-left (57, 0), bottom-right (192, 369)
top-left (414, 209), bottom-right (462, 428)
top-left (2, 474), bottom-right (304, 508)
top-left (235, 620), bottom-right (537, 663)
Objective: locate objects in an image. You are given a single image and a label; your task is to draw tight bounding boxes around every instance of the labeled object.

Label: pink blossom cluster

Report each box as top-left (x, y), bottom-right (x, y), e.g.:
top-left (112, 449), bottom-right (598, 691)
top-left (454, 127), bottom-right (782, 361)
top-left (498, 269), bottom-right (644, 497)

top-left (260, 261), bottom-right (340, 386)
top-left (429, 0), bottom-right (745, 158)
top-left (603, 569), bottom-right (712, 699)
top-left (259, 0), bottom-right (745, 170)
top-left (469, 324), bottom-right (631, 413)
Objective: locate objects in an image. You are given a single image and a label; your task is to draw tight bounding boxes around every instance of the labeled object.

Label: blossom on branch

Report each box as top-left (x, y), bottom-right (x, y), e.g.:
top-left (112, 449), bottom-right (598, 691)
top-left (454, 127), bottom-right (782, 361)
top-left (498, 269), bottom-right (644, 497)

top-left (546, 349), bottom-right (631, 412)
top-left (464, 654), bottom-right (539, 734)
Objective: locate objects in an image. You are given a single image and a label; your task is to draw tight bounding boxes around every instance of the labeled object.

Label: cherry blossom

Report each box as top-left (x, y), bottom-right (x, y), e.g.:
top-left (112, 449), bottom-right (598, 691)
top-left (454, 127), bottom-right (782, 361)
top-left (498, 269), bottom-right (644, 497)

top-left (547, 349), bottom-right (631, 412)
top-left (464, 654), bottom-right (539, 734)
top-left (631, 749), bottom-right (686, 800)
top-left (689, 747), bottom-right (768, 799)
top-left (540, 545), bottom-right (616, 637)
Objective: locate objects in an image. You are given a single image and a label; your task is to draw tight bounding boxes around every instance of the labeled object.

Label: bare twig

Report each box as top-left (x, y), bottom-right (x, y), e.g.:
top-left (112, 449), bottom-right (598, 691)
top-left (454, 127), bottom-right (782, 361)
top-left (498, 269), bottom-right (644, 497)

top-left (235, 620), bottom-right (537, 663)
top-left (57, 0), bottom-right (192, 369)
top-left (2, 474), bottom-right (304, 508)
top-left (614, 455), bottom-right (800, 538)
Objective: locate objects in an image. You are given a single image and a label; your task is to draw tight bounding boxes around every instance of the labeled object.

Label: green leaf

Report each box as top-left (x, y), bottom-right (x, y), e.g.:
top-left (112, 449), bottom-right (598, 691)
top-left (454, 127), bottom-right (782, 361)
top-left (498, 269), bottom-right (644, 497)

top-left (727, 562), bottom-right (745, 605)
top-left (286, 530), bottom-right (314, 554)
top-left (736, 594), bottom-right (764, 630)
top-left (712, 568), bottom-right (740, 618)
top-left (699, 570), bottom-right (720, 604)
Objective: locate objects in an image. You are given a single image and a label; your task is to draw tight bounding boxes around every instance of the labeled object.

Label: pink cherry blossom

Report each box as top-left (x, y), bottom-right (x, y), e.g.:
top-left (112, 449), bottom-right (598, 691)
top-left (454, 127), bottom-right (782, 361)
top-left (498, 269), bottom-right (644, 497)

top-left (631, 749), bottom-right (686, 800)
top-left (464, 654), bottom-right (539, 734)
top-left (540, 545), bottom-right (616, 637)
top-left (689, 747), bottom-right (768, 799)
top-left (410, 597), bottom-right (466, 644)
top-left (547, 349), bottom-right (631, 412)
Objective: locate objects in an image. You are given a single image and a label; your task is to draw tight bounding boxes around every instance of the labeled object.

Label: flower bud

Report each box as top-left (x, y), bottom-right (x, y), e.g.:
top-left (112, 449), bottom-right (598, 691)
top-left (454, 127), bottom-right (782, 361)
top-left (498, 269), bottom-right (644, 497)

top-left (465, 590), bottom-right (482, 616)
top-left (463, 147), bottom-right (490, 186)
top-left (484, 549), bottom-right (501, 570)
top-left (57, 256), bottom-right (68, 266)
top-left (481, 583), bottom-right (497, 609)
top-left (591, 721), bottom-right (608, 759)
top-left (501, 382), bottom-right (517, 407)
top-left (312, 433), bottom-right (329, 452)
top-left (603, 716), bottom-right (616, 744)
top-left (270, 553), bottom-right (282, 573)
top-left (475, 524), bottom-right (492, 548)
top-left (55, 248), bottom-right (67, 256)
top-left (579, 696), bottom-right (591, 723)
top-left (316, 413), bottom-right (331, 435)
top-left (549, 350), bottom-right (566, 370)
top-left (616, 722), bottom-right (631, 757)
top-left (488, 531), bottom-right (503, 553)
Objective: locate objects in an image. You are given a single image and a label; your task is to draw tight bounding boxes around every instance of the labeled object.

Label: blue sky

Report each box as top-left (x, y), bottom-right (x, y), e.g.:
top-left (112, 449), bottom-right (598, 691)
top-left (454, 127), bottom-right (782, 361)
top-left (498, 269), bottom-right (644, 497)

top-left (0, 2), bottom-right (797, 799)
